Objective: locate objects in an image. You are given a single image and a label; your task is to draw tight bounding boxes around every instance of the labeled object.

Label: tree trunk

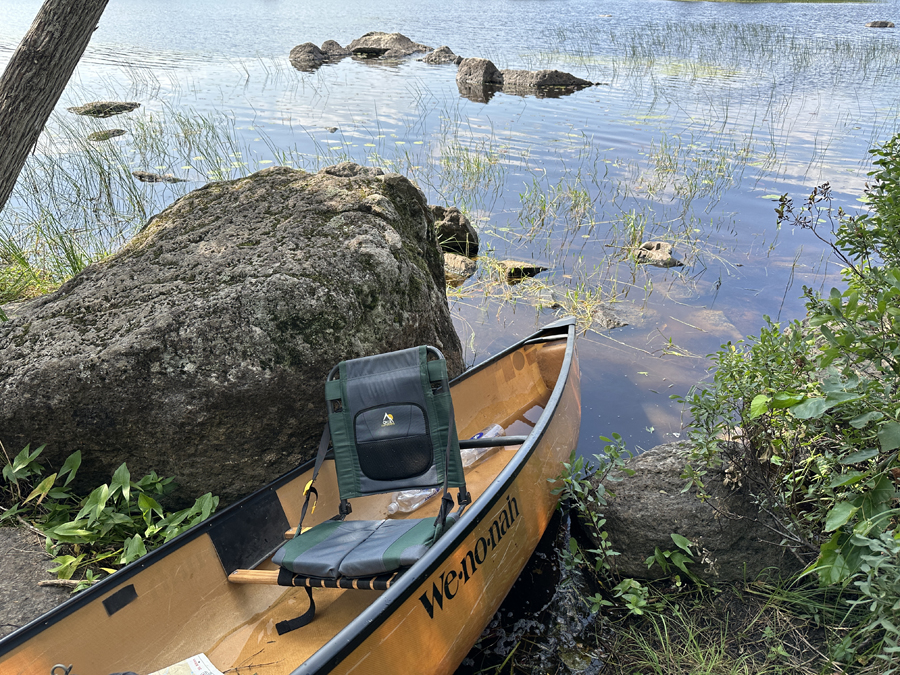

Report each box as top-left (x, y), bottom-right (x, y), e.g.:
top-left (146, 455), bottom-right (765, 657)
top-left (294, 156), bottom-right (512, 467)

top-left (0, 0), bottom-right (110, 215)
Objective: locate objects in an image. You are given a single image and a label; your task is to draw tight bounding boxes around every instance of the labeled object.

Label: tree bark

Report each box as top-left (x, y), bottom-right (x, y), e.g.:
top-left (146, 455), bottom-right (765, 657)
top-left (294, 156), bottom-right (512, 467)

top-left (0, 0), bottom-right (110, 215)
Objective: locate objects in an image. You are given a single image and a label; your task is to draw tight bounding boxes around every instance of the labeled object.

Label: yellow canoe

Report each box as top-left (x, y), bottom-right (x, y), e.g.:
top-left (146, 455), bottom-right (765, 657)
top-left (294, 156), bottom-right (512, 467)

top-left (1, 318), bottom-right (581, 675)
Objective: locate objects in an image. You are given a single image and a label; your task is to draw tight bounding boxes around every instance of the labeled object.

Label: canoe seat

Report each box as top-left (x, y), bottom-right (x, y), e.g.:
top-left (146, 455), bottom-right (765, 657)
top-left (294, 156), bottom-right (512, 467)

top-left (272, 515), bottom-right (457, 579)
top-left (230, 345), bottom-right (470, 635)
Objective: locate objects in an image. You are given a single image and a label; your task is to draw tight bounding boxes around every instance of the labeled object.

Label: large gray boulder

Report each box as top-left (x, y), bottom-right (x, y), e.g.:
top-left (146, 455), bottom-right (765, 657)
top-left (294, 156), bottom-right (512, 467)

top-left (0, 163), bottom-right (462, 506)
top-left (583, 442), bottom-right (804, 583)
top-left (347, 32), bottom-right (430, 58)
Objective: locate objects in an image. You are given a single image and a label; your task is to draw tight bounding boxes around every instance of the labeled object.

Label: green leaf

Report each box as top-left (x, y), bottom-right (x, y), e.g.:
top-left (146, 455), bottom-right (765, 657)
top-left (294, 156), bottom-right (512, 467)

top-left (791, 397), bottom-right (830, 419)
top-left (825, 501), bottom-right (858, 532)
top-left (110, 463), bottom-right (131, 503)
top-left (849, 411), bottom-right (884, 429)
top-left (749, 394), bottom-right (770, 418)
top-left (138, 493), bottom-right (163, 518)
top-left (839, 447), bottom-right (880, 464)
top-left (58, 451), bottom-right (82, 487)
top-left (670, 533), bottom-right (693, 554)
top-left (877, 421), bottom-right (900, 452)
top-left (771, 392), bottom-right (805, 408)
top-left (828, 471), bottom-right (866, 488)
top-left (24, 473), bottom-right (57, 505)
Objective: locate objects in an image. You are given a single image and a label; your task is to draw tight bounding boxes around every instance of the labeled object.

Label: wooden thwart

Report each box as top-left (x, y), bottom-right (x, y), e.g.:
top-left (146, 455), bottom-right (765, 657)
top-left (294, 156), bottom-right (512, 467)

top-left (229, 569), bottom-right (398, 590)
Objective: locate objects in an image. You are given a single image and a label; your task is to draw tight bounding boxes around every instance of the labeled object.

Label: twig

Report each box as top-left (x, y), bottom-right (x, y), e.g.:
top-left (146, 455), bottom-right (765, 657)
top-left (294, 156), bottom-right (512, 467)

top-left (38, 579), bottom-right (79, 588)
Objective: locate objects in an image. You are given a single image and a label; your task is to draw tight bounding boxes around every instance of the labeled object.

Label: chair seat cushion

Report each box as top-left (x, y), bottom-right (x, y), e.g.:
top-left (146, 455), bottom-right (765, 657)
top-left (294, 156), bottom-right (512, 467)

top-left (273, 517), bottom-right (452, 579)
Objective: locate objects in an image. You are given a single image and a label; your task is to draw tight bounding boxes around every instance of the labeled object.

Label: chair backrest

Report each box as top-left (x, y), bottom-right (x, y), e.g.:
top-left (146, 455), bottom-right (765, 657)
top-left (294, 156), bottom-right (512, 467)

top-left (325, 345), bottom-right (466, 501)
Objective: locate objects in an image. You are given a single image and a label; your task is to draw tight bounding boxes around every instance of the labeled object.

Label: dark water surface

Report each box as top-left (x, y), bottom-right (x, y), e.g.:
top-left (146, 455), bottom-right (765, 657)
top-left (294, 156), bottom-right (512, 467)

top-left (3, 0), bottom-right (900, 457)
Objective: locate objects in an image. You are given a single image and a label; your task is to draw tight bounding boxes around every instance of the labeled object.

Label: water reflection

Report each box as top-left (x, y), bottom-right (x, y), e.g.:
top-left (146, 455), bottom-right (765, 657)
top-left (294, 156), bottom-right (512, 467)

top-left (2, 0), bottom-right (896, 454)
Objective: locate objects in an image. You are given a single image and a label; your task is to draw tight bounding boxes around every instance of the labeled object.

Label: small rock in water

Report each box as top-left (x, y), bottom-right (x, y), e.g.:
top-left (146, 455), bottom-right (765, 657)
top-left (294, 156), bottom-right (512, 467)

top-left (498, 259), bottom-right (548, 283)
top-left (132, 170), bottom-right (188, 184)
top-left (444, 253), bottom-right (476, 287)
top-left (865, 20), bottom-right (895, 28)
top-left (633, 241), bottom-right (683, 268)
top-left (347, 31), bottom-right (431, 58)
top-left (289, 42), bottom-right (327, 71)
top-left (420, 46), bottom-right (462, 65)
top-left (87, 129), bottom-right (127, 142)
top-left (67, 101), bottom-right (140, 118)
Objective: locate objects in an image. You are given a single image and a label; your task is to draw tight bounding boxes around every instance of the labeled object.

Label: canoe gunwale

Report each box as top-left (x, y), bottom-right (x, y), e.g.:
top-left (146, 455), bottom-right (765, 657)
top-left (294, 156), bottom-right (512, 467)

top-left (0, 318), bottom-right (579, 669)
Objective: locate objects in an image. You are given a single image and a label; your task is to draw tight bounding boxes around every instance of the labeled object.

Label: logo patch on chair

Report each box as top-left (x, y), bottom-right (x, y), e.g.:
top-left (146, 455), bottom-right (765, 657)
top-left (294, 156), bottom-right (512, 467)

top-left (382, 413), bottom-right (395, 427)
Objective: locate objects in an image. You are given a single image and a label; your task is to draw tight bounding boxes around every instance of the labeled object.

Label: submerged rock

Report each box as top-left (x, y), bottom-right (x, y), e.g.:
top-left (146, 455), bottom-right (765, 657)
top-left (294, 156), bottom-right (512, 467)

top-left (0, 162), bottom-right (462, 506)
top-left (431, 205), bottom-right (479, 256)
top-left (348, 32), bottom-right (430, 58)
top-left (420, 46), bottom-right (462, 65)
top-left (67, 101), bottom-right (140, 118)
top-left (444, 253), bottom-right (476, 287)
top-left (499, 260), bottom-right (548, 283)
top-left (87, 129), bottom-right (126, 142)
top-left (633, 240), bottom-right (683, 267)
top-left (132, 170), bottom-right (187, 183)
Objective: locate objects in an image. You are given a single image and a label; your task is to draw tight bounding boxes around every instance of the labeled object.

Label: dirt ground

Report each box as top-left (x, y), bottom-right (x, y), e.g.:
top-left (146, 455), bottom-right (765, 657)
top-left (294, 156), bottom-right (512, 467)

top-left (0, 527), bottom-right (70, 639)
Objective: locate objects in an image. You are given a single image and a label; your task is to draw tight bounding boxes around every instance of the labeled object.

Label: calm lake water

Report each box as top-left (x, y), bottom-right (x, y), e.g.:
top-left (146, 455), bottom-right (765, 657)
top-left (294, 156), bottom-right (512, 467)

top-left (3, 0), bottom-right (900, 457)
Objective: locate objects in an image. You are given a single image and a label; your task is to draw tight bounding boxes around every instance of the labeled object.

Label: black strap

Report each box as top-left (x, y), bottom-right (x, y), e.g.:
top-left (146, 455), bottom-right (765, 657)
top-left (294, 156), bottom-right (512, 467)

top-left (275, 586), bottom-right (315, 635)
top-left (434, 390), bottom-right (469, 531)
top-left (296, 425), bottom-right (331, 532)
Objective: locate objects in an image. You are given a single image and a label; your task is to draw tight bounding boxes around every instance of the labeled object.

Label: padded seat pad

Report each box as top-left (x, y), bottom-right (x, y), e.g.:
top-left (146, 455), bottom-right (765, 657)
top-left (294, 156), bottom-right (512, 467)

top-left (273, 517), bottom-right (453, 579)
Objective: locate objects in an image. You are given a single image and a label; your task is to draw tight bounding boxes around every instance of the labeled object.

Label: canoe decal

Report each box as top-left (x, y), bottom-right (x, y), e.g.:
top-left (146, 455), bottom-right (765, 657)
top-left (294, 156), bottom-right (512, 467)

top-left (418, 493), bottom-right (520, 618)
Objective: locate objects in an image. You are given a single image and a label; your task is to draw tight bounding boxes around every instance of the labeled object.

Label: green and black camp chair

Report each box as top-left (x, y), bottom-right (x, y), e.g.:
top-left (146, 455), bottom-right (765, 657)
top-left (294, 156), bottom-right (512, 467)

top-left (269, 345), bottom-right (470, 634)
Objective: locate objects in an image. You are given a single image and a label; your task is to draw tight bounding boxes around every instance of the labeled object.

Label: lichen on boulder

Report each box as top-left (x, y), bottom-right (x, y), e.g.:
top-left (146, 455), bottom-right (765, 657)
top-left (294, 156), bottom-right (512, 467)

top-left (0, 163), bottom-right (462, 506)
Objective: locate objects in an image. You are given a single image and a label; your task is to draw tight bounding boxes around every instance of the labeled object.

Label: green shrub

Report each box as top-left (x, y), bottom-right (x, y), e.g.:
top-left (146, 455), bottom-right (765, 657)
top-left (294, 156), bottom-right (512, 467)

top-left (1, 442), bottom-right (218, 590)
top-left (680, 133), bottom-right (900, 667)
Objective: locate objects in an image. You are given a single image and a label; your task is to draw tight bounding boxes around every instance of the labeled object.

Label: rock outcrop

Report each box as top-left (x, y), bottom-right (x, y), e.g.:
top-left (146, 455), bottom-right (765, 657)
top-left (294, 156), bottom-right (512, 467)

top-left (348, 32), bottom-right (430, 58)
top-left (431, 205), bottom-right (479, 256)
top-left (0, 163), bottom-right (462, 506)
top-left (865, 20), bottom-right (895, 28)
top-left (583, 442), bottom-right (804, 583)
